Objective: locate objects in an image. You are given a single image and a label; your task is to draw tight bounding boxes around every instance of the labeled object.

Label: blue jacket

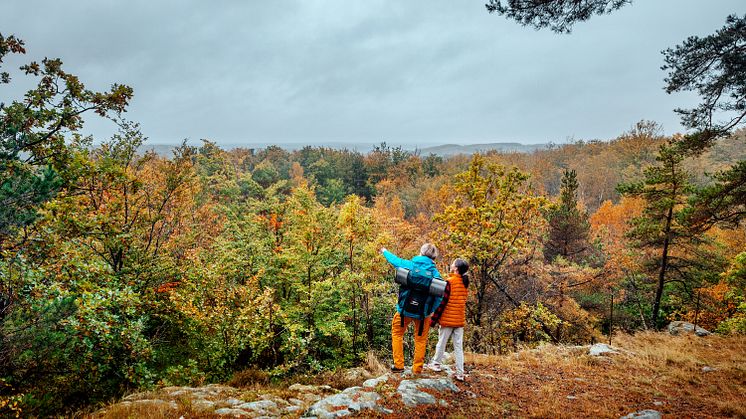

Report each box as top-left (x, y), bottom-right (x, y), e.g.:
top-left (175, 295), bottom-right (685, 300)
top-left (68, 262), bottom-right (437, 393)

top-left (383, 250), bottom-right (442, 317)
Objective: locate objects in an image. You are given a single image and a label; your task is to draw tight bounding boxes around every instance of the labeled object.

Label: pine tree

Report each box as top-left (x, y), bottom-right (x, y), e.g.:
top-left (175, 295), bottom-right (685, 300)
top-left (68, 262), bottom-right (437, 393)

top-left (543, 169), bottom-right (592, 264)
top-left (618, 141), bottom-right (723, 328)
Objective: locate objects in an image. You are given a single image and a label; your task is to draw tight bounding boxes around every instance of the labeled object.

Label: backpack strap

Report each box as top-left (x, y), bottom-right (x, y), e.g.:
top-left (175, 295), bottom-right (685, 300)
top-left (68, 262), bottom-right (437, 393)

top-left (417, 297), bottom-right (428, 336)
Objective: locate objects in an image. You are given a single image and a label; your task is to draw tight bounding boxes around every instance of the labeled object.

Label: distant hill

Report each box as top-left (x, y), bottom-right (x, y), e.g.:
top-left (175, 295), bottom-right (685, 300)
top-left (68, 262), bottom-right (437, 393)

top-left (417, 142), bottom-right (547, 156)
top-left (139, 142), bottom-right (548, 157)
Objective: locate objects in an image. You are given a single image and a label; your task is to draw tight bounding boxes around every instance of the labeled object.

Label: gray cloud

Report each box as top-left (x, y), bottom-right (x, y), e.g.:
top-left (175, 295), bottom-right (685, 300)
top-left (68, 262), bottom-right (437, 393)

top-left (1, 0), bottom-right (742, 146)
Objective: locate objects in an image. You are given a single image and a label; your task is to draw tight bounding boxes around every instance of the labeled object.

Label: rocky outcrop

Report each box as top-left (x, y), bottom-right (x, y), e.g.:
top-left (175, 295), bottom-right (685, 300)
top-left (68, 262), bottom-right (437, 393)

top-left (97, 367), bottom-right (464, 418)
top-left (621, 409), bottom-right (662, 419)
top-left (362, 373), bottom-right (390, 389)
top-left (588, 343), bottom-right (619, 356)
top-left (306, 386), bottom-right (387, 418)
top-left (305, 374), bottom-right (461, 417)
top-left (397, 378), bottom-right (460, 407)
top-left (98, 382), bottom-right (325, 417)
top-left (667, 321), bottom-right (711, 336)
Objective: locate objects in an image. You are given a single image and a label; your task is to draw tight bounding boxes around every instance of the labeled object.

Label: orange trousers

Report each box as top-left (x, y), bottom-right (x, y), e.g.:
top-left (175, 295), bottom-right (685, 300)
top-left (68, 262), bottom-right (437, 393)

top-left (391, 312), bottom-right (431, 374)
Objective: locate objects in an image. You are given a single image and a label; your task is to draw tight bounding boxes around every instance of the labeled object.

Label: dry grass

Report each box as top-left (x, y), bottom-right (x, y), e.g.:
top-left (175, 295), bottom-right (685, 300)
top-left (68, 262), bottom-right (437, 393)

top-left (227, 367), bottom-right (270, 387)
top-left (437, 332), bottom-right (746, 419)
top-left (366, 350), bottom-right (390, 376)
top-left (95, 402), bottom-right (219, 419)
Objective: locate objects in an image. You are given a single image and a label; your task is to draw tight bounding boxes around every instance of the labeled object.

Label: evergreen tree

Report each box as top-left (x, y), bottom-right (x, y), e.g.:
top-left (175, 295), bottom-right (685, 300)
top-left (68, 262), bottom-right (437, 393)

top-left (543, 169), bottom-right (592, 264)
top-left (487, 5), bottom-right (746, 230)
top-left (485, 0), bottom-right (631, 33)
top-left (618, 142), bottom-right (723, 329)
top-left (663, 15), bottom-right (746, 229)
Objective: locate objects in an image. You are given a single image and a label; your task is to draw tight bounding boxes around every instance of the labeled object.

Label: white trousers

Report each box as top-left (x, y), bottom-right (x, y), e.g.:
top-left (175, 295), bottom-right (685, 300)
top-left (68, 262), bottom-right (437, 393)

top-left (431, 326), bottom-right (464, 375)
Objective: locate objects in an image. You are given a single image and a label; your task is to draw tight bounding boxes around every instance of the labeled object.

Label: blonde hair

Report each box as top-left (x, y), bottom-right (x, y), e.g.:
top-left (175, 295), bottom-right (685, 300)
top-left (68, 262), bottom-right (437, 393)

top-left (419, 243), bottom-right (439, 260)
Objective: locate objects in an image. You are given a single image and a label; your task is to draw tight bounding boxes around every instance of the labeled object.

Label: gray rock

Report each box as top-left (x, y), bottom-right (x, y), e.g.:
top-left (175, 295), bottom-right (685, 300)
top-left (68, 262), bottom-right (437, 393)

top-left (327, 409), bottom-right (351, 417)
top-left (307, 386), bottom-right (381, 418)
top-left (342, 367), bottom-right (372, 382)
top-left (192, 399), bottom-right (215, 410)
top-left (621, 409), bottom-right (662, 419)
top-left (289, 383), bottom-right (333, 393)
top-left (206, 384), bottom-right (239, 392)
top-left (589, 343), bottom-right (619, 356)
top-left (428, 363), bottom-right (456, 376)
top-left (286, 405), bottom-right (303, 413)
top-left (702, 366), bottom-right (716, 372)
top-left (165, 386), bottom-right (198, 396)
top-left (122, 392), bottom-right (148, 401)
top-left (214, 407), bottom-right (250, 416)
top-left (397, 378), bottom-right (460, 407)
top-left (225, 398), bottom-right (245, 406)
top-left (441, 351), bottom-right (455, 365)
top-left (399, 387), bottom-right (436, 406)
top-left (237, 399), bottom-right (278, 414)
top-left (300, 393), bottom-right (322, 403)
top-left (288, 398), bottom-right (305, 406)
top-left (408, 378), bottom-right (460, 392)
top-left (362, 374), bottom-right (390, 389)
top-left (667, 321), bottom-right (711, 336)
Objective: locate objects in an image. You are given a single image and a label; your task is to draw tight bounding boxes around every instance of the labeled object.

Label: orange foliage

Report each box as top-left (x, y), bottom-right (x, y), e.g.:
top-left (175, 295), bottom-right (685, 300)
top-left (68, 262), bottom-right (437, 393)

top-left (590, 197), bottom-right (644, 241)
top-left (707, 227), bottom-right (746, 259)
top-left (681, 281), bottom-right (741, 330)
top-left (155, 281), bottom-right (181, 293)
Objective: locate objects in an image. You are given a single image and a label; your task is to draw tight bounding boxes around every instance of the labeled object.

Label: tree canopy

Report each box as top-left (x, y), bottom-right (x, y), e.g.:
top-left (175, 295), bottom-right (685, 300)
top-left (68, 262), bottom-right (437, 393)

top-left (485, 0), bottom-right (632, 33)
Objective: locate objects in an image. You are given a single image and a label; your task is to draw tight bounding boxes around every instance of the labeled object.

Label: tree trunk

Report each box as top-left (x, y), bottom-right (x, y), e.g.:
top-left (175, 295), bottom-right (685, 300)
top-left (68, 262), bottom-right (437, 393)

top-left (652, 205), bottom-right (674, 329)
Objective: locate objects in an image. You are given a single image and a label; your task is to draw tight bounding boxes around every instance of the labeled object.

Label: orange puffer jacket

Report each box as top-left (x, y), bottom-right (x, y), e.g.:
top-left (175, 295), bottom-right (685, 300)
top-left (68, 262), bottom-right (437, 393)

top-left (439, 273), bottom-right (468, 327)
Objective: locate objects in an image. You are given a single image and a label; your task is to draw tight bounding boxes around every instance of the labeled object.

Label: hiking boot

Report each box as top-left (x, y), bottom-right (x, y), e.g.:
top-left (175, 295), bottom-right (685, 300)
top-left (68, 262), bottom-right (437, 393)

top-left (390, 366), bottom-right (405, 373)
top-left (425, 363), bottom-right (442, 372)
top-left (455, 374), bottom-right (465, 382)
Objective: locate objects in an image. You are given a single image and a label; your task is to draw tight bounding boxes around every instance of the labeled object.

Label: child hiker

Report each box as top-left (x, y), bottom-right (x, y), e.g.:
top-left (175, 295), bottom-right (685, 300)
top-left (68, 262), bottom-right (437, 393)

top-left (427, 258), bottom-right (469, 381)
top-left (381, 243), bottom-right (442, 374)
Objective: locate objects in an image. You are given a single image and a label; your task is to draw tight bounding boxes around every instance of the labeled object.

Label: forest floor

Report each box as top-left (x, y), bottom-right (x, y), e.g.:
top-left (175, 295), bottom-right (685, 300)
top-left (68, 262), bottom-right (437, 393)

top-left (93, 332), bottom-right (746, 418)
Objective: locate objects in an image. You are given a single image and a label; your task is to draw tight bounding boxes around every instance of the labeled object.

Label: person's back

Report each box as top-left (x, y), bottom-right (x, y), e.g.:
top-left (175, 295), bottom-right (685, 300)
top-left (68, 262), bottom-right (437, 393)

top-left (381, 243), bottom-right (442, 374)
top-left (438, 272), bottom-right (468, 328)
top-left (384, 252), bottom-right (442, 321)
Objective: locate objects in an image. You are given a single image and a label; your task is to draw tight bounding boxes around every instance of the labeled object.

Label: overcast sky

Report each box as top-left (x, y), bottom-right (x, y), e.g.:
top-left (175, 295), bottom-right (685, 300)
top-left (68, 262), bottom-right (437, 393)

top-left (0, 1), bottom-right (743, 146)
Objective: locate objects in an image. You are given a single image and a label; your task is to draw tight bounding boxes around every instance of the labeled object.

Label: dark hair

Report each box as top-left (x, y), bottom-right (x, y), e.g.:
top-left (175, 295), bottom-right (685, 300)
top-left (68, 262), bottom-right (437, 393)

top-left (453, 258), bottom-right (469, 288)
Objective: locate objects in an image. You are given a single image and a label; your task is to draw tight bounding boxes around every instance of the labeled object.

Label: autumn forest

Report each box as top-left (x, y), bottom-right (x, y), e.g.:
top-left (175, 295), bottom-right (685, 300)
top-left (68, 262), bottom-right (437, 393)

top-left (2, 9), bottom-right (746, 417)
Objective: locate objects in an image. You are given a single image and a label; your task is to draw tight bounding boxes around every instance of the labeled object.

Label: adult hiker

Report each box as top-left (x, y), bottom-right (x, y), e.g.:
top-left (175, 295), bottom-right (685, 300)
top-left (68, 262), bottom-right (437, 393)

top-left (427, 258), bottom-right (470, 381)
top-left (381, 243), bottom-right (443, 374)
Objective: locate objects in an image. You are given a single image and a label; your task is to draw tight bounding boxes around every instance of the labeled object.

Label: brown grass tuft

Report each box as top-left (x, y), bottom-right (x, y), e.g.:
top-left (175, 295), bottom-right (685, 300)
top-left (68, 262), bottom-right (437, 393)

top-left (227, 367), bottom-right (270, 387)
top-left (366, 350), bottom-right (389, 376)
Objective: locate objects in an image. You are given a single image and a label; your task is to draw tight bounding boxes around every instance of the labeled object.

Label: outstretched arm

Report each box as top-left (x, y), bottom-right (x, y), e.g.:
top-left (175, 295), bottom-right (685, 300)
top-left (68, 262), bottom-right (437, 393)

top-left (380, 248), bottom-right (414, 270)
